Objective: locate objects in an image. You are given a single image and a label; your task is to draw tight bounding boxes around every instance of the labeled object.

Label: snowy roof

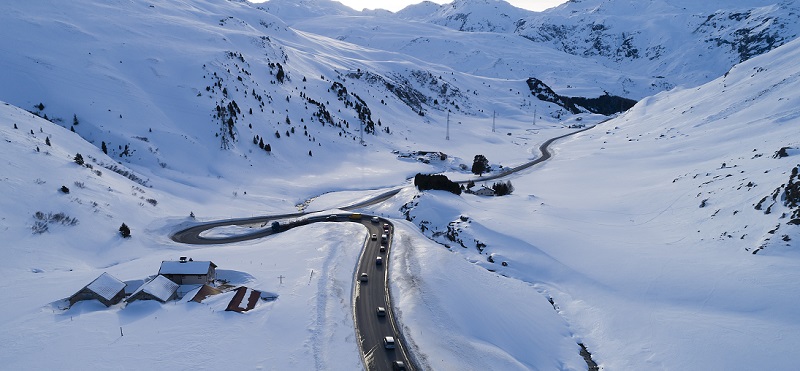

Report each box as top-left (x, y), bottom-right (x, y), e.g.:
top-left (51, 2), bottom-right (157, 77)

top-left (130, 275), bottom-right (179, 302)
top-left (158, 260), bottom-right (216, 275)
top-left (84, 272), bottom-right (126, 301)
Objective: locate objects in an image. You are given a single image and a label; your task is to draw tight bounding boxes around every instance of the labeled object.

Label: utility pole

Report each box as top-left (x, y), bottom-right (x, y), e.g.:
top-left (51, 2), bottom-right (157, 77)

top-left (533, 106), bottom-right (537, 126)
top-left (492, 110), bottom-right (496, 132)
top-left (446, 111), bottom-right (450, 140)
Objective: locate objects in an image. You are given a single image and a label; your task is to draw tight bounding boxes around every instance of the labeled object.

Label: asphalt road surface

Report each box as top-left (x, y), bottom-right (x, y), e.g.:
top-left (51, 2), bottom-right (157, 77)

top-left (350, 217), bottom-right (413, 370)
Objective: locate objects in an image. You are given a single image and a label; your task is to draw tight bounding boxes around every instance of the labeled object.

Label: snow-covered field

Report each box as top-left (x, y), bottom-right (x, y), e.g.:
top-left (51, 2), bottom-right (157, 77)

top-left (2, 218), bottom-right (366, 369)
top-left (1, 0), bottom-right (800, 370)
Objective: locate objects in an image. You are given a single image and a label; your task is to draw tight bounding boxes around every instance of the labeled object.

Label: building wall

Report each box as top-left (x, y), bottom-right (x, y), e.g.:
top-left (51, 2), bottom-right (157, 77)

top-left (69, 288), bottom-right (124, 307)
top-left (127, 291), bottom-right (175, 303)
top-left (163, 270), bottom-right (214, 285)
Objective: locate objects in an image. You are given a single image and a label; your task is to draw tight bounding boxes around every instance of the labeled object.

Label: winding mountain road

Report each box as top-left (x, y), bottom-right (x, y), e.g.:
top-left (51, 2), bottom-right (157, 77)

top-left (170, 123), bottom-right (597, 370)
top-left (456, 123), bottom-right (597, 184)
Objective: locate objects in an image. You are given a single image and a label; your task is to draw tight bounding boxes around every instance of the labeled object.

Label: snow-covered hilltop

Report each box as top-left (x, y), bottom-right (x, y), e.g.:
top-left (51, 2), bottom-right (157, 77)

top-left (1, 0), bottom-right (799, 370)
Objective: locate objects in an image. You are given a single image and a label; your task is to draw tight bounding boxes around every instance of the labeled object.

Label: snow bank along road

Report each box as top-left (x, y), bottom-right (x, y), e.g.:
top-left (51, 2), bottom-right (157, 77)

top-left (170, 124), bottom-right (598, 370)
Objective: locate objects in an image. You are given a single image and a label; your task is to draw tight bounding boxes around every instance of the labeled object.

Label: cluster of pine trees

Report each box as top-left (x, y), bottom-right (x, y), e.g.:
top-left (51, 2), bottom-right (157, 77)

top-left (252, 135), bottom-right (272, 153)
top-left (491, 180), bottom-right (514, 196)
top-left (414, 173), bottom-right (461, 195)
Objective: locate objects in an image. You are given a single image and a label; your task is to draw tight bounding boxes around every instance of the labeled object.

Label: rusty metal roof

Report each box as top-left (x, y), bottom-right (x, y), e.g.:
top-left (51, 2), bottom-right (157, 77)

top-left (225, 286), bottom-right (261, 312)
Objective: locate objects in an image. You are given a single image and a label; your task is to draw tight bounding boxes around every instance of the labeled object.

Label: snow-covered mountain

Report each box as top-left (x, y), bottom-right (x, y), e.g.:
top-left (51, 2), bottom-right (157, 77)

top-left (1, 0), bottom-right (604, 184)
top-left (395, 0), bottom-right (533, 33)
top-left (396, 35), bottom-right (800, 369)
top-left (1, 0), bottom-right (800, 370)
top-left (281, 0), bottom-right (799, 97)
top-left (516, 0), bottom-right (800, 90)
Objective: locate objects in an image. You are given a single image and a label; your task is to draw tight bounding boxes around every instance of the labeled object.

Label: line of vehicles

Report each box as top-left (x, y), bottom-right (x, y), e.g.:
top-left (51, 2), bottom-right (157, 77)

top-left (325, 212), bottom-right (407, 370)
top-left (359, 215), bottom-right (406, 370)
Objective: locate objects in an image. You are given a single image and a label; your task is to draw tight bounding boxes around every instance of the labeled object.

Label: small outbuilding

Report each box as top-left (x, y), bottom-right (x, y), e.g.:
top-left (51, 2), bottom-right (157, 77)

top-left (158, 257), bottom-right (217, 285)
top-left (126, 275), bottom-right (179, 303)
top-left (68, 272), bottom-right (127, 307)
top-left (225, 286), bottom-right (262, 313)
top-left (474, 186), bottom-right (496, 197)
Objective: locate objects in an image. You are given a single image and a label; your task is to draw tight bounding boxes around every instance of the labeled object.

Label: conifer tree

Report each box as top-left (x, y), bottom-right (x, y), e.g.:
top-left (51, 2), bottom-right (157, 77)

top-left (119, 223), bottom-right (131, 238)
top-left (472, 155), bottom-right (489, 176)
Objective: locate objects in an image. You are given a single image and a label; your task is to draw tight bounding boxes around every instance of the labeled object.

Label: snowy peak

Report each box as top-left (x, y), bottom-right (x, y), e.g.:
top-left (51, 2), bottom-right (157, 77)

top-left (396, 0), bottom-right (533, 32)
top-left (256, 0), bottom-right (357, 23)
top-left (551, 0), bottom-right (783, 15)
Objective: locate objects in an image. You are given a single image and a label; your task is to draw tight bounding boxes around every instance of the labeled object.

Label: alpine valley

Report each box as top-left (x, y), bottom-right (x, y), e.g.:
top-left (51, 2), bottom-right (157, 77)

top-left (1, 0), bottom-right (799, 370)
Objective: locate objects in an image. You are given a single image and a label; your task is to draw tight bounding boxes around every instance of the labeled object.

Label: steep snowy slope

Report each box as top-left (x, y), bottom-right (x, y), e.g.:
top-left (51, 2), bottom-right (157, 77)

top-left (0, 0), bottom-right (588, 200)
top-left (0, 103), bottom-right (181, 272)
top-left (392, 35), bottom-right (800, 370)
top-left (0, 106), bottom-right (367, 367)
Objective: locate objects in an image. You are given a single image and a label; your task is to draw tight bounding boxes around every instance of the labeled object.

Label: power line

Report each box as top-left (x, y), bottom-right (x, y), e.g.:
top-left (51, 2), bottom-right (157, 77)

top-left (446, 111), bottom-right (450, 141)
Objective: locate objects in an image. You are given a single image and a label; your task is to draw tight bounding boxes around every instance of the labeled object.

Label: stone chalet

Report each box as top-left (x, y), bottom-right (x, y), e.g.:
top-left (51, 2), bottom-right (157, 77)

top-left (68, 272), bottom-right (127, 307)
top-left (158, 257), bottom-right (217, 285)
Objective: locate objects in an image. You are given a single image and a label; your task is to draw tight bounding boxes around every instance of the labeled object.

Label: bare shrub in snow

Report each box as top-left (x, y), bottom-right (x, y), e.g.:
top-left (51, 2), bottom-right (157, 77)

top-left (31, 211), bottom-right (79, 234)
